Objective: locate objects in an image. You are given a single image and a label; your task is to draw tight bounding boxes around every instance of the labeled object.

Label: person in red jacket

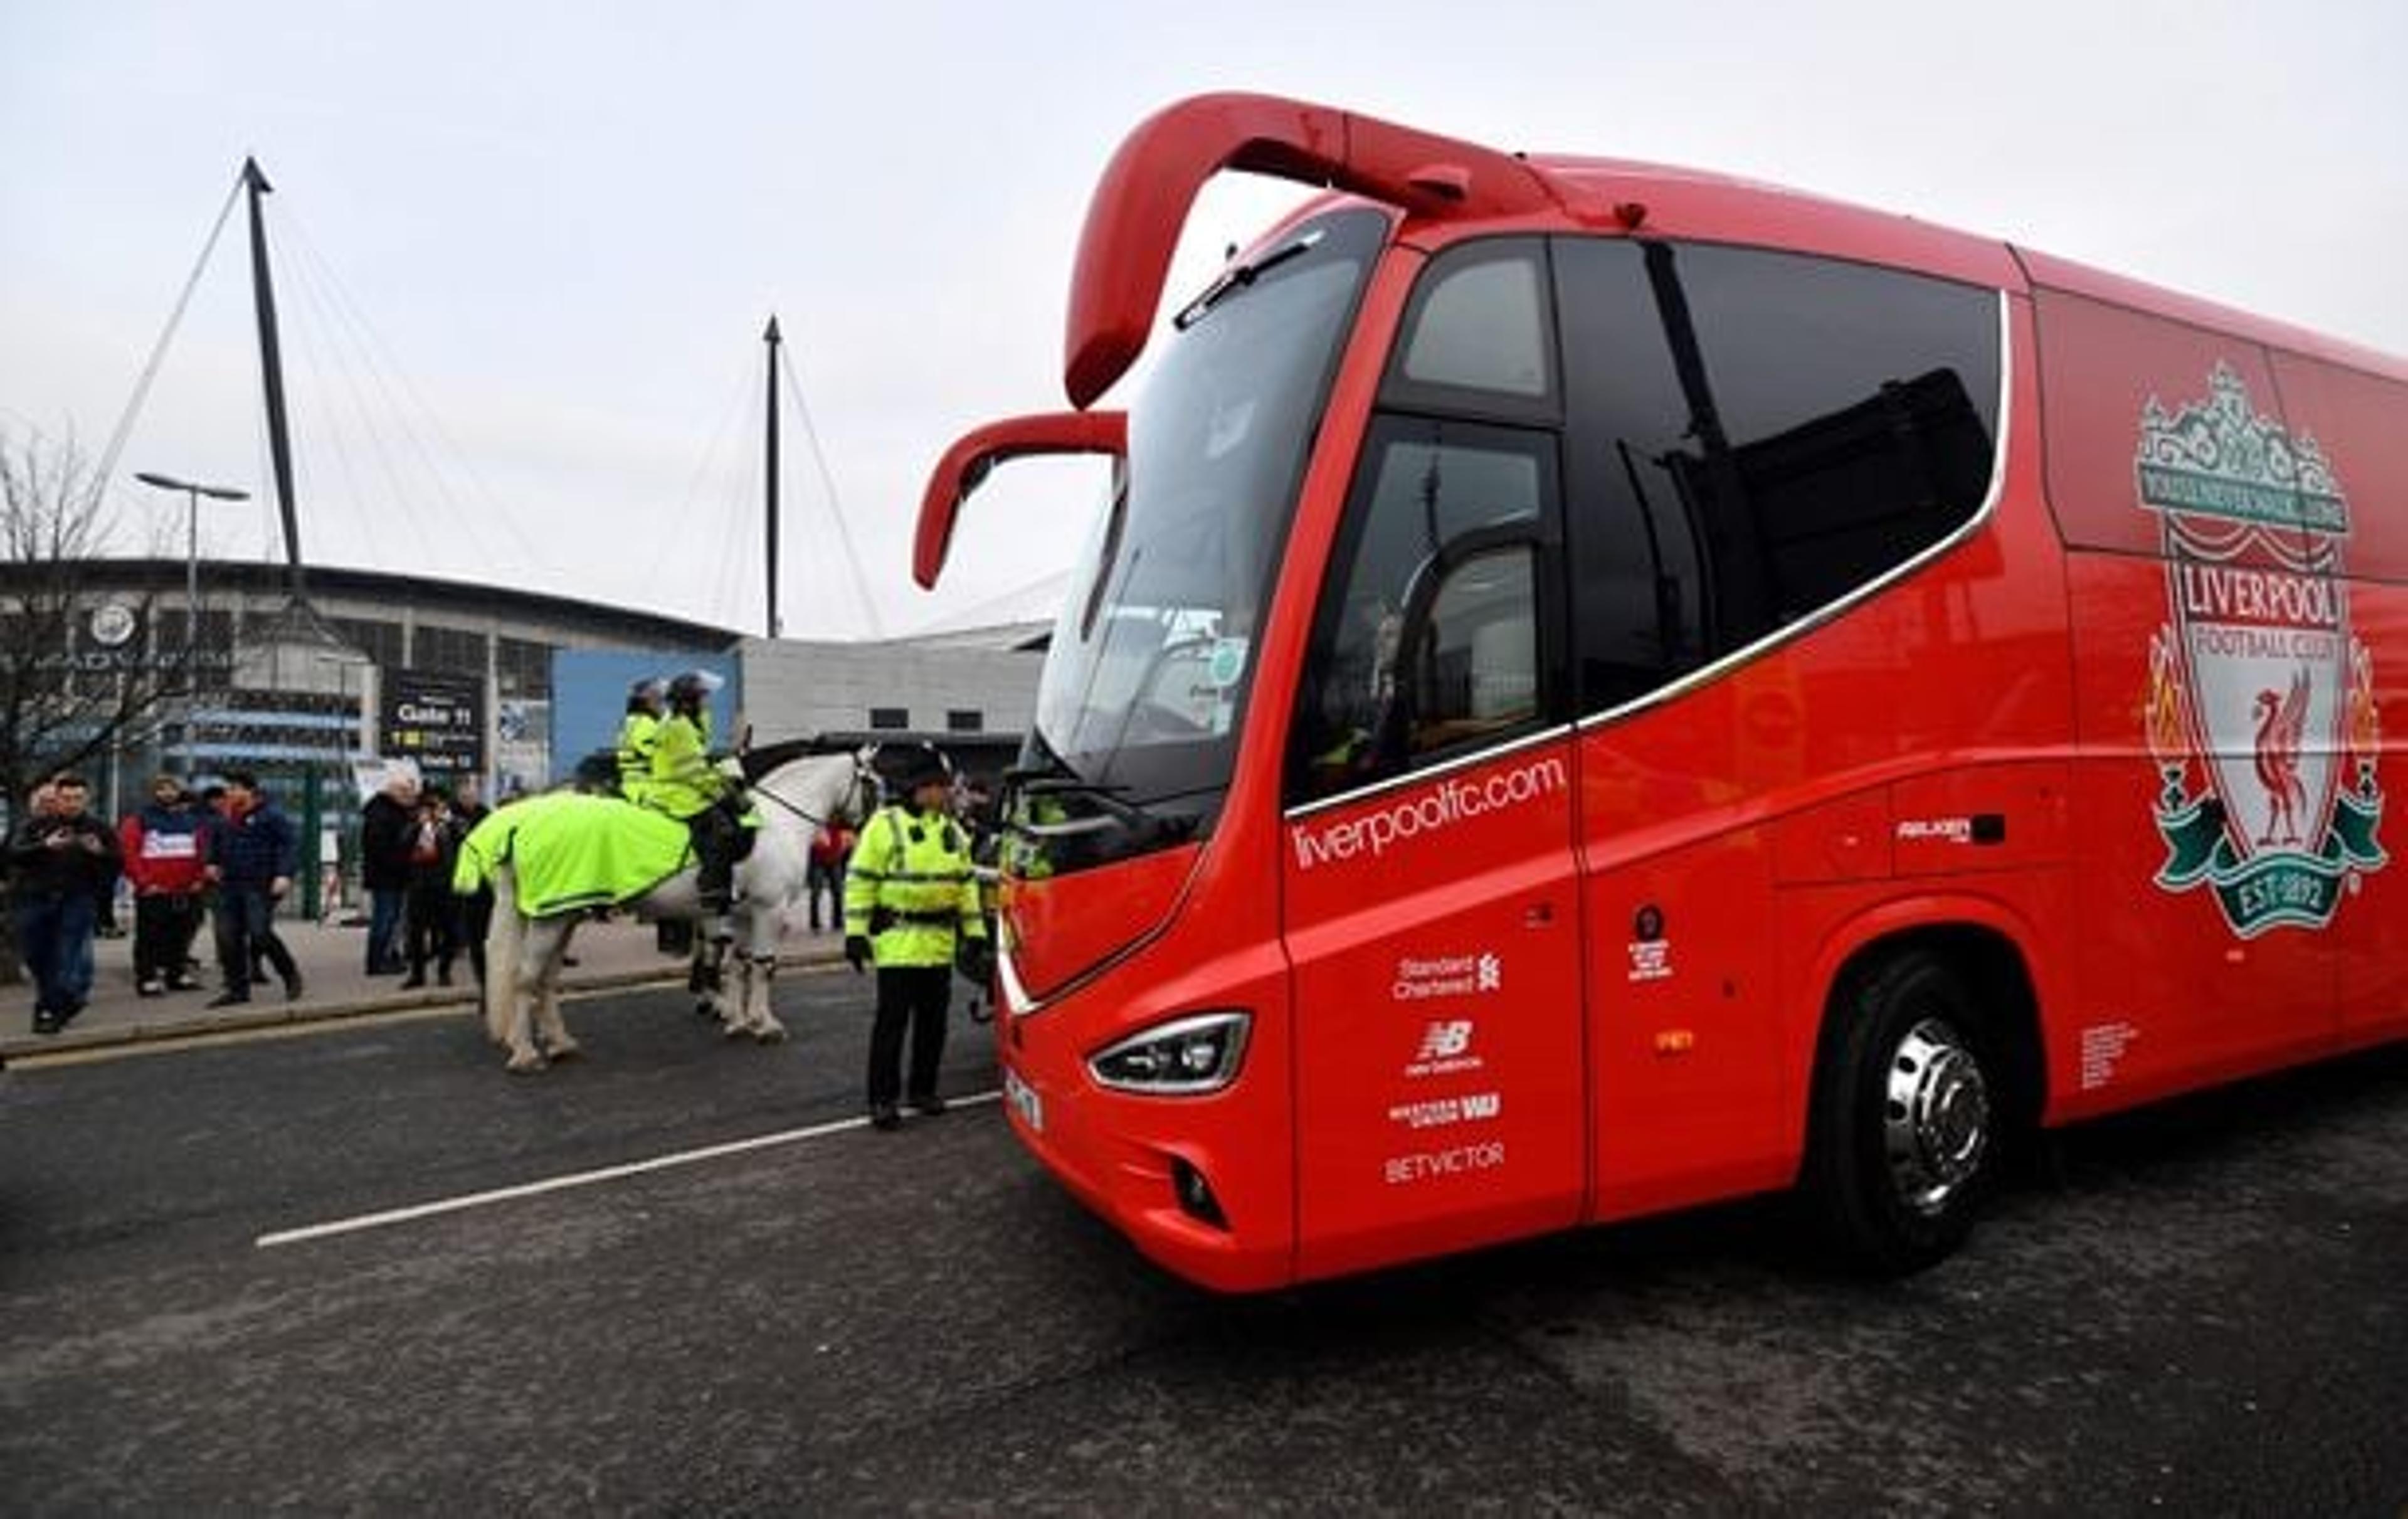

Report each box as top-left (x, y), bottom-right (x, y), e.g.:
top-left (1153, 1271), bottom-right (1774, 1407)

top-left (119, 774), bottom-right (210, 997)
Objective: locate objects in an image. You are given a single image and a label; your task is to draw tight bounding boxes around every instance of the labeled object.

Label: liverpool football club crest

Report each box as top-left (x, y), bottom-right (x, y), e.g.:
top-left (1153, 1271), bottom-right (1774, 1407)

top-left (2141, 364), bottom-right (2385, 936)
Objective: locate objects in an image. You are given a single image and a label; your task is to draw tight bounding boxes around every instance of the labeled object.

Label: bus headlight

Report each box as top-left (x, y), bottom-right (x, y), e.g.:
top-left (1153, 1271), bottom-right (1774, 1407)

top-left (1088, 1012), bottom-right (1251, 1094)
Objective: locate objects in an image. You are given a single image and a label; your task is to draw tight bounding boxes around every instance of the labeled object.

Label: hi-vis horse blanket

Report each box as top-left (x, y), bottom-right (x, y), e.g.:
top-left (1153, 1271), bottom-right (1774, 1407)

top-left (453, 791), bottom-right (693, 916)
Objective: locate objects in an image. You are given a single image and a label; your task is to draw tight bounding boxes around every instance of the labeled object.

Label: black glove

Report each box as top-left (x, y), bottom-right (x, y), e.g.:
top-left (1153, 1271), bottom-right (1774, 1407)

top-left (845, 934), bottom-right (870, 974)
top-left (956, 938), bottom-right (995, 988)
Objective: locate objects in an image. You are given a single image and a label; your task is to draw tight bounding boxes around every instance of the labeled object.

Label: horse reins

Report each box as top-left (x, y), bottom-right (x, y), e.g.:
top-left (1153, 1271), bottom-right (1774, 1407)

top-left (736, 761), bottom-right (870, 832)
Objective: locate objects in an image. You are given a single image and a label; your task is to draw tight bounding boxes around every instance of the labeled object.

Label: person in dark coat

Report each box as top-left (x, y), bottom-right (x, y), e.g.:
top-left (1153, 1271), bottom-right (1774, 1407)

top-left (400, 786), bottom-right (462, 988)
top-left (8, 773), bottom-right (122, 1035)
top-left (359, 770), bottom-right (418, 975)
top-left (203, 770), bottom-right (302, 1007)
top-left (448, 775), bottom-right (494, 985)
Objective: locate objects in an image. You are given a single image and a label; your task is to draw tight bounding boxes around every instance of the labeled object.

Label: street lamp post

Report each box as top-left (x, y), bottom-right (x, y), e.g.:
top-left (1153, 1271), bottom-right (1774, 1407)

top-left (134, 471), bottom-right (249, 764)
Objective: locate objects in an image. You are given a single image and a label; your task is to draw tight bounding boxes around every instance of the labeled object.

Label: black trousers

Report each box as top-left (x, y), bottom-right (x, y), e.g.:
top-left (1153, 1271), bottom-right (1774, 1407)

top-left (132, 893), bottom-right (203, 984)
top-left (689, 805), bottom-right (741, 910)
top-left (868, 965), bottom-right (951, 1108)
top-left (404, 879), bottom-right (458, 978)
top-left (213, 885), bottom-right (297, 998)
top-left (806, 860), bottom-right (841, 930)
top-left (458, 887), bottom-right (493, 985)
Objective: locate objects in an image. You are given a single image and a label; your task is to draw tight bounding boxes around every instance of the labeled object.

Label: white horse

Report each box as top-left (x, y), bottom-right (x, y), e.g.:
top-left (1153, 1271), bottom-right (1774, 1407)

top-left (481, 744), bottom-right (876, 1073)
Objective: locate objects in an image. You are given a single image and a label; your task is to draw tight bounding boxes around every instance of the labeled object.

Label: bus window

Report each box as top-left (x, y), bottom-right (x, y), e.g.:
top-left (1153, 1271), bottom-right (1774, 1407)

top-left (1292, 416), bottom-right (1559, 802)
top-left (1553, 238), bottom-right (2001, 703)
top-left (1393, 239), bottom-right (1556, 403)
top-left (1410, 547), bottom-right (1541, 752)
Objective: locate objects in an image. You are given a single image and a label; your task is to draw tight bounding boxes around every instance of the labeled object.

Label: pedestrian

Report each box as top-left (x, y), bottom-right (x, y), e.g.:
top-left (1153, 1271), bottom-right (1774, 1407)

top-left (806, 818), bottom-right (852, 934)
top-left (202, 769), bottom-right (302, 1007)
top-left (7, 773), bottom-right (121, 1035)
top-left (118, 773), bottom-right (210, 996)
top-left (359, 766), bottom-right (418, 974)
top-left (192, 783), bottom-right (230, 986)
top-left (400, 785), bottom-right (461, 988)
top-left (450, 775), bottom-right (494, 986)
top-left (843, 743), bottom-right (990, 1131)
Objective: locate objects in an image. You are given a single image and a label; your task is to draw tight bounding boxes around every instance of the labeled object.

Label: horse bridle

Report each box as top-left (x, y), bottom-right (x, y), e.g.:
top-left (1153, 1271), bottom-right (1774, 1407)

top-left (741, 751), bottom-right (875, 832)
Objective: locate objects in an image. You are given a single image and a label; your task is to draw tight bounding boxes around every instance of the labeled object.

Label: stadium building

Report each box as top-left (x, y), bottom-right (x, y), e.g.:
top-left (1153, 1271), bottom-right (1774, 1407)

top-left (10, 558), bottom-right (1044, 911)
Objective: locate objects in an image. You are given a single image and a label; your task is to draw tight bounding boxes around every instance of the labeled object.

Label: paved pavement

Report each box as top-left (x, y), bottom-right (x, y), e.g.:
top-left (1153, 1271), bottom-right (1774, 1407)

top-left (0, 910), bottom-right (845, 1059)
top-left (3, 973), bottom-right (2404, 1513)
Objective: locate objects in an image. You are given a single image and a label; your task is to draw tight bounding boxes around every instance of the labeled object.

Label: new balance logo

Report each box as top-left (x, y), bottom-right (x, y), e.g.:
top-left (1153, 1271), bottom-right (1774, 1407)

top-left (1417, 1020), bottom-right (1473, 1062)
top-left (1405, 1019), bottom-right (1484, 1080)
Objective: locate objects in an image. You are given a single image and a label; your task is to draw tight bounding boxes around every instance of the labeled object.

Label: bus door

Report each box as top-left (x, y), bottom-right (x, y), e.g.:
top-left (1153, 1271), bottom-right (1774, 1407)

top-left (1281, 401), bottom-right (1586, 1280)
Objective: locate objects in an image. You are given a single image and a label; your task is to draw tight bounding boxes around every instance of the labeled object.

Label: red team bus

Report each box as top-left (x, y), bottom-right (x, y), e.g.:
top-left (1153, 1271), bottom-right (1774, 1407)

top-left (917, 93), bottom-right (2403, 1291)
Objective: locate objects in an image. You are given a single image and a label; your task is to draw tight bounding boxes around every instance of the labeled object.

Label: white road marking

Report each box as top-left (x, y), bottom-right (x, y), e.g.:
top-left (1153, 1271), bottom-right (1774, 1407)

top-left (254, 1089), bottom-right (1003, 1249)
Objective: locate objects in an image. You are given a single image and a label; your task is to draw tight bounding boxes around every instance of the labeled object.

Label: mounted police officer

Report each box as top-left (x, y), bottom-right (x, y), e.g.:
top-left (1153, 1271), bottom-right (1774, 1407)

top-left (650, 669), bottom-right (744, 938)
top-left (844, 742), bottom-right (990, 1131)
top-left (616, 676), bottom-right (667, 806)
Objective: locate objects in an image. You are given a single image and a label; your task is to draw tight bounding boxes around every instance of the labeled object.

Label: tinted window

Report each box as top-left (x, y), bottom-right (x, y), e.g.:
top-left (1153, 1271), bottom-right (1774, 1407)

top-left (496, 636), bottom-right (552, 699)
top-left (1395, 241), bottom-right (1554, 402)
top-left (415, 623), bottom-right (487, 673)
top-left (330, 617), bottom-right (405, 671)
top-left (1292, 416), bottom-right (1556, 802)
top-left (1555, 238), bottom-right (2000, 713)
top-left (869, 706), bottom-right (909, 731)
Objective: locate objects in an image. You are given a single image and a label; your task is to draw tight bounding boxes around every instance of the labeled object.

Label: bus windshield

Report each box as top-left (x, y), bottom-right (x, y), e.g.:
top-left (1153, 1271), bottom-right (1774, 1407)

top-left (1017, 207), bottom-right (1385, 868)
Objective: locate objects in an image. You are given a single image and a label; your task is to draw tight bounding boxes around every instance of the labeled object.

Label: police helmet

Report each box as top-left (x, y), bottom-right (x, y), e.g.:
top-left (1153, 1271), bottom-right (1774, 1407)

top-left (629, 676), bottom-right (667, 702)
top-left (668, 669), bottom-right (724, 706)
top-left (883, 741), bottom-right (952, 795)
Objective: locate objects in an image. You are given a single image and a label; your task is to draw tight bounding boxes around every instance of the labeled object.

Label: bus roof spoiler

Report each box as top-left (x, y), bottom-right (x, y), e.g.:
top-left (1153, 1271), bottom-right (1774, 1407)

top-left (1065, 92), bottom-right (1574, 409)
top-left (915, 410), bottom-right (1127, 588)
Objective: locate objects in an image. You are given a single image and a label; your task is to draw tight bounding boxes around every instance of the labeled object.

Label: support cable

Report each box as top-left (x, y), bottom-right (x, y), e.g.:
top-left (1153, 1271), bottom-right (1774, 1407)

top-left (776, 341), bottom-right (884, 638)
top-left (87, 172), bottom-right (246, 522)
top-left (279, 205), bottom-right (547, 571)
top-left (278, 218), bottom-right (473, 570)
top-left (679, 356), bottom-right (758, 632)
top-left (278, 249), bottom-right (398, 574)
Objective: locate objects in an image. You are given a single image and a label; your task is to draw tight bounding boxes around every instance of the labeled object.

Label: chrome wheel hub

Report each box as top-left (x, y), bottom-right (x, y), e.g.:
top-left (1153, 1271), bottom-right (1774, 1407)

top-left (1883, 1018), bottom-right (1990, 1217)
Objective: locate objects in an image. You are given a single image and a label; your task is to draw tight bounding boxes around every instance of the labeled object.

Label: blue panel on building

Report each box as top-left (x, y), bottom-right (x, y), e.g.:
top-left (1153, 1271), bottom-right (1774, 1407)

top-left (550, 650), bottom-right (739, 788)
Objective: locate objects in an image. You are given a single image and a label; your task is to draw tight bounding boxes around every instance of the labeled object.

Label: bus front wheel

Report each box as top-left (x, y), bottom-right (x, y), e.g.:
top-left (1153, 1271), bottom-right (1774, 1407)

top-left (1805, 950), bottom-right (2000, 1274)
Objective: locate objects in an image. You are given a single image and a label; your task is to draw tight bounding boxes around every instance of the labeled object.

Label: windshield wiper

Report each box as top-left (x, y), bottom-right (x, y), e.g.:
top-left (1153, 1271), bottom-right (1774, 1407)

top-left (1006, 775), bottom-right (1157, 842)
top-left (1173, 229), bottom-right (1324, 331)
top-left (1002, 743), bottom-right (1199, 847)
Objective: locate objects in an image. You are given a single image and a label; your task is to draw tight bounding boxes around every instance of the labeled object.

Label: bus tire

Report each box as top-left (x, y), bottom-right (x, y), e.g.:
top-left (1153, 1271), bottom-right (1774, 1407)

top-left (1804, 950), bottom-right (2000, 1274)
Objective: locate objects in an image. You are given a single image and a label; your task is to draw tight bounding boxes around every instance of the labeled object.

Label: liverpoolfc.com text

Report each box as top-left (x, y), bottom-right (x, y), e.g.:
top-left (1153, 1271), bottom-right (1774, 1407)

top-left (1293, 756), bottom-right (1569, 871)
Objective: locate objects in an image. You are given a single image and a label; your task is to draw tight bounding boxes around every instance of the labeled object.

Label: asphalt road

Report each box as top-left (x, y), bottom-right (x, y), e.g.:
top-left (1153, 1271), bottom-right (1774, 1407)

top-left (3, 970), bottom-right (2404, 1515)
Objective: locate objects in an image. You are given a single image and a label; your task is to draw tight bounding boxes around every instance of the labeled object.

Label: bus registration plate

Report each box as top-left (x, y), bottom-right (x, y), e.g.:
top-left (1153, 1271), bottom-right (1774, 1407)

top-left (1003, 1067), bottom-right (1045, 1133)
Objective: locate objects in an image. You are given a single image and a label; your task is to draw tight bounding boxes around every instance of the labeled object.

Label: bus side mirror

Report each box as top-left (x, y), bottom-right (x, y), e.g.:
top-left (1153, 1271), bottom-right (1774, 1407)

top-left (915, 411), bottom-right (1128, 588)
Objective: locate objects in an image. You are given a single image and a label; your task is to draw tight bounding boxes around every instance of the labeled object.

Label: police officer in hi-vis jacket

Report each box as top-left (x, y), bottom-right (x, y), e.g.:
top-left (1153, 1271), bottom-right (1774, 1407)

top-left (649, 669), bottom-right (743, 939)
top-left (615, 676), bottom-right (667, 807)
top-left (845, 743), bottom-right (990, 1131)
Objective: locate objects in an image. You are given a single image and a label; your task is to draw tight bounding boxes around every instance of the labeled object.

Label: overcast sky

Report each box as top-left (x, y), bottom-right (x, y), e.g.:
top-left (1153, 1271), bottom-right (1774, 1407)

top-left (4, 1), bottom-right (2402, 641)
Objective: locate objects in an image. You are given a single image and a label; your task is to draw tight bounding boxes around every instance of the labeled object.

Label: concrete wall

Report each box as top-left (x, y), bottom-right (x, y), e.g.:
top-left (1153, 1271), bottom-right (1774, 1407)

top-left (737, 637), bottom-right (1041, 746)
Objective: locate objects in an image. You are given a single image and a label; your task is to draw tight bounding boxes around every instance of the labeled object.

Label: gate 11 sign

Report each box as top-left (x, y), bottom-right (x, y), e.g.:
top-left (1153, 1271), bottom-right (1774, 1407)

top-left (381, 669), bottom-right (484, 780)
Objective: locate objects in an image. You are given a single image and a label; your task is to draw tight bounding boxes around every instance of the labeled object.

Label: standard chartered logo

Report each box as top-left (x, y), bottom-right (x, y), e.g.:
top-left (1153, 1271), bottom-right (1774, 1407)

top-left (1292, 756), bottom-right (1568, 871)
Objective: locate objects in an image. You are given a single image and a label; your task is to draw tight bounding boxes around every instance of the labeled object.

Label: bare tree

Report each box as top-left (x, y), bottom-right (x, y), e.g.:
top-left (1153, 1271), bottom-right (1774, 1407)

top-left (1, 429), bottom-right (198, 983)
top-left (0, 428), bottom-right (196, 803)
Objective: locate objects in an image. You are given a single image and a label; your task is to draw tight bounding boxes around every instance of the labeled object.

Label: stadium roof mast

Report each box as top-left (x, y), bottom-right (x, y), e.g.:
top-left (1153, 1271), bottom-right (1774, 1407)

top-left (764, 314), bottom-right (782, 640)
top-left (240, 157), bottom-right (309, 602)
